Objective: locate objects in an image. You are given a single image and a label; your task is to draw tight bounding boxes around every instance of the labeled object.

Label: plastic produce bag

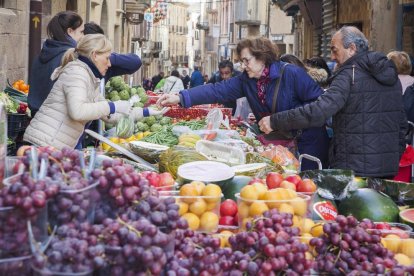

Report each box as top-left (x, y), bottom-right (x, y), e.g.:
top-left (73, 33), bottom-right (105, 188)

top-left (261, 145), bottom-right (299, 170)
top-left (233, 97), bottom-right (252, 121)
top-left (195, 140), bottom-right (245, 165)
top-left (115, 116), bottom-right (135, 138)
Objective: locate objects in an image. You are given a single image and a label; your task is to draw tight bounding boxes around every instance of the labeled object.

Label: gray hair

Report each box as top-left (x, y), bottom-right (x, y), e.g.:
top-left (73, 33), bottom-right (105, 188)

top-left (338, 26), bottom-right (369, 53)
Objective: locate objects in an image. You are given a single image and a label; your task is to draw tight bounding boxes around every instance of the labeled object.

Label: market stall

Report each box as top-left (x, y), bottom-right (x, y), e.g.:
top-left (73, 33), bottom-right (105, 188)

top-left (1, 76), bottom-right (414, 275)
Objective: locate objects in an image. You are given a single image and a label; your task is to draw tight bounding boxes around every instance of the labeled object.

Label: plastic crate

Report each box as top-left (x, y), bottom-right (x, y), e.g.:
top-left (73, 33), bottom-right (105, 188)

top-left (7, 113), bottom-right (30, 139)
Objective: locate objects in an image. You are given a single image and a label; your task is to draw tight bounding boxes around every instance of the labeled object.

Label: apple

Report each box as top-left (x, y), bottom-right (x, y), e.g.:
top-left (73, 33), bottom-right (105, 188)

top-left (248, 178), bottom-right (265, 185)
top-left (266, 172), bottom-right (284, 189)
top-left (280, 180), bottom-right (296, 191)
top-left (146, 172), bottom-right (160, 187)
top-left (285, 175), bottom-right (303, 187)
top-left (296, 178), bottom-right (317, 193)
top-left (220, 199), bottom-right (238, 217)
top-left (219, 216), bottom-right (236, 226)
top-left (158, 172), bottom-right (175, 187)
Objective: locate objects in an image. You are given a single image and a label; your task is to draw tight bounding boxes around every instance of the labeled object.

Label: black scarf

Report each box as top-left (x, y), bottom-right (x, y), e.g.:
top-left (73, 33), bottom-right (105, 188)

top-left (78, 55), bottom-right (103, 79)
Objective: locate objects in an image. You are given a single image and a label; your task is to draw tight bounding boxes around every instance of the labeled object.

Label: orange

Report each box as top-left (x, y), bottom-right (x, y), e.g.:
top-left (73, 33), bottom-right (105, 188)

top-left (19, 83), bottom-right (29, 91)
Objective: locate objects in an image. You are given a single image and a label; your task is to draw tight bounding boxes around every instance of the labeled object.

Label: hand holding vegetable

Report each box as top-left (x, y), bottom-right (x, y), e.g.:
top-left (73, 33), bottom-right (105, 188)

top-left (156, 94), bottom-right (180, 107)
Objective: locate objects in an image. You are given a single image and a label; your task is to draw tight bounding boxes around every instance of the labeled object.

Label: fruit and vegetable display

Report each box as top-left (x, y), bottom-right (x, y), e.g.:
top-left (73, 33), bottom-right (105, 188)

top-left (4, 72), bottom-right (414, 275)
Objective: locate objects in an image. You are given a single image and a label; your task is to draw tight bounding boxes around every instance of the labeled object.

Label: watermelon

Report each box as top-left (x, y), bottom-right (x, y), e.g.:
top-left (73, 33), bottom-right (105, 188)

top-left (338, 188), bottom-right (400, 222)
top-left (221, 176), bottom-right (252, 201)
top-left (399, 208), bottom-right (414, 228)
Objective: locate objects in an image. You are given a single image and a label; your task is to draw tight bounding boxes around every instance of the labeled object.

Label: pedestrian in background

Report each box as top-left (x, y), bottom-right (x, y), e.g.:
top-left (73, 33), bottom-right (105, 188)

top-left (190, 66), bottom-right (204, 87)
top-left (28, 11), bottom-right (84, 118)
top-left (181, 69), bottom-right (190, 89)
top-left (261, 26), bottom-right (407, 178)
top-left (162, 70), bottom-right (184, 94)
top-left (157, 37), bottom-right (329, 170)
top-left (387, 50), bottom-right (414, 94)
top-left (151, 71), bottom-right (165, 90)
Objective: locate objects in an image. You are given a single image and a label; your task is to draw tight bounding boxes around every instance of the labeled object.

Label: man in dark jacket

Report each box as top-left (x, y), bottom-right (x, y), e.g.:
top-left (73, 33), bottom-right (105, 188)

top-left (208, 60), bottom-right (242, 115)
top-left (259, 26), bottom-right (408, 178)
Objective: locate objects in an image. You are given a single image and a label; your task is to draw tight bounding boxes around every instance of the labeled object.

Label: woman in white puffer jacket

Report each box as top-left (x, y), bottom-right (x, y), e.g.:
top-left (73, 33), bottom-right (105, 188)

top-left (161, 70), bottom-right (184, 94)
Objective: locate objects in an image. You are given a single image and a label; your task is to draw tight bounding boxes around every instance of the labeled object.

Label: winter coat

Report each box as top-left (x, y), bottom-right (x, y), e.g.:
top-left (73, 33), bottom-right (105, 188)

top-left (162, 76), bottom-right (184, 93)
top-left (190, 70), bottom-right (204, 87)
top-left (179, 61), bottom-right (330, 169)
top-left (208, 70), bottom-right (242, 84)
top-left (269, 51), bottom-right (408, 177)
top-left (306, 67), bottom-right (329, 88)
top-left (28, 39), bottom-right (141, 116)
top-left (181, 75), bottom-right (190, 89)
top-left (24, 59), bottom-right (112, 150)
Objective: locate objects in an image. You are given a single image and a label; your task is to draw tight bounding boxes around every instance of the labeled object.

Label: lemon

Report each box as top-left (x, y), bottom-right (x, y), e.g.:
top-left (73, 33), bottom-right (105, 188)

top-left (279, 203), bottom-right (294, 215)
top-left (178, 202), bottom-right (188, 216)
top-left (238, 201), bottom-right (250, 219)
top-left (126, 135), bottom-right (136, 142)
top-left (199, 212), bottom-right (219, 232)
top-left (135, 132), bottom-right (144, 140)
top-left (301, 218), bottom-right (315, 234)
top-left (251, 183), bottom-right (268, 199)
top-left (109, 137), bottom-right (120, 144)
top-left (290, 197), bottom-right (308, 216)
top-left (143, 131), bottom-right (151, 137)
top-left (182, 213), bottom-right (200, 230)
top-left (189, 199), bottom-right (207, 216)
top-left (300, 233), bottom-right (313, 245)
top-left (394, 253), bottom-right (413, 266)
top-left (102, 142), bottom-right (111, 151)
top-left (383, 234), bottom-right (401, 253)
top-left (190, 181), bottom-right (206, 195)
top-left (240, 185), bottom-right (259, 202)
top-left (249, 201), bottom-right (269, 217)
top-left (202, 184), bottom-right (222, 203)
top-left (400, 238), bottom-right (414, 258)
top-left (179, 184), bottom-right (199, 203)
top-left (310, 222), bottom-right (324, 237)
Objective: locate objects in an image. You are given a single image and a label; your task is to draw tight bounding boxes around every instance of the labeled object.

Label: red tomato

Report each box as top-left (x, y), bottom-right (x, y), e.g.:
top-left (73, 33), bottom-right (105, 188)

top-left (220, 199), bottom-right (238, 217)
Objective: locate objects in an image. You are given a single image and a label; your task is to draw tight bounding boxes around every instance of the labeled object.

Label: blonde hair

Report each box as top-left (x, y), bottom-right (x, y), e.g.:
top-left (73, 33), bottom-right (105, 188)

top-left (61, 34), bottom-right (112, 67)
top-left (387, 50), bottom-right (412, 75)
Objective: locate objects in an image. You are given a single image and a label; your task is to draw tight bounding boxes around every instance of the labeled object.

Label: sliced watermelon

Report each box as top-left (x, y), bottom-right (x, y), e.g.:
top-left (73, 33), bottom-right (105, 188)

top-left (399, 208), bottom-right (414, 228)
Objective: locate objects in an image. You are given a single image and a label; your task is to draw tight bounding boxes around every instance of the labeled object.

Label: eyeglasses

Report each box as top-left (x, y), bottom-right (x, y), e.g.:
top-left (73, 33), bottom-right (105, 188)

top-left (241, 56), bottom-right (254, 66)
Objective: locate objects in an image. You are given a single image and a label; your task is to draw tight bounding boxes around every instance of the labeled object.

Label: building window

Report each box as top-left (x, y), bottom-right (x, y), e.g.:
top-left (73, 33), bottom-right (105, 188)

top-left (0, 0), bottom-right (5, 8)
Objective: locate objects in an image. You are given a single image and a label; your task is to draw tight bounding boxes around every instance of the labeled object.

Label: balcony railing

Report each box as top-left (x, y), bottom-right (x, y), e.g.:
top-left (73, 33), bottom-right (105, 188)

top-left (196, 22), bottom-right (209, 30)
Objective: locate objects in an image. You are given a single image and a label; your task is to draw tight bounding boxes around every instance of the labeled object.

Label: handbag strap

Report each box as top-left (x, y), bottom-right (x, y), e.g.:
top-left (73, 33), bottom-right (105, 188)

top-left (271, 63), bottom-right (289, 113)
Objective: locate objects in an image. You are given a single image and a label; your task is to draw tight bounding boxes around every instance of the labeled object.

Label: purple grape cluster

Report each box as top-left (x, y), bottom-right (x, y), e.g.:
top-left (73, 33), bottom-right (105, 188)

top-left (48, 175), bottom-right (101, 227)
top-left (31, 222), bottom-right (106, 274)
top-left (0, 172), bottom-right (59, 256)
top-left (310, 215), bottom-right (403, 275)
top-left (90, 159), bottom-right (156, 223)
top-left (98, 217), bottom-right (175, 275)
top-left (0, 255), bottom-right (32, 276)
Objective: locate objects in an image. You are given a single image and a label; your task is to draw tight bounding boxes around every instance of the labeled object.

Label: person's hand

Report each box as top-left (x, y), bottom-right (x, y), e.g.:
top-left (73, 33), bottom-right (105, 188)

top-left (129, 107), bottom-right (171, 121)
top-left (156, 94), bottom-right (180, 107)
top-left (258, 116), bottom-right (273, 134)
top-left (113, 100), bottom-right (132, 115)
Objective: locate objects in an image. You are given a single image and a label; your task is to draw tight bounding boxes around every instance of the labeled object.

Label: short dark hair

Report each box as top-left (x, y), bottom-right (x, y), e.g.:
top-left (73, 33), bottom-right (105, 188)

top-left (47, 11), bottom-right (83, 42)
top-left (84, 22), bottom-right (104, 35)
top-left (171, 70), bottom-right (180, 78)
top-left (218, 60), bottom-right (233, 71)
top-left (280, 54), bottom-right (305, 69)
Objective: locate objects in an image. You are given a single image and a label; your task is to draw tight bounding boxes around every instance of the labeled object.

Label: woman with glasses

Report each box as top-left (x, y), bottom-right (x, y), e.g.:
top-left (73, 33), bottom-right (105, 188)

top-left (158, 37), bottom-right (329, 170)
